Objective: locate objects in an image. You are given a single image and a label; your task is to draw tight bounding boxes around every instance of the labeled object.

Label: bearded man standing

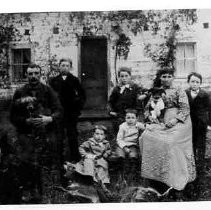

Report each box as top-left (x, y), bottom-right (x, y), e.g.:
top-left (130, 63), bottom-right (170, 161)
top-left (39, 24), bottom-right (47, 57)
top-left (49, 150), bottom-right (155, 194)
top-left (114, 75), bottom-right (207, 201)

top-left (10, 63), bottom-right (62, 202)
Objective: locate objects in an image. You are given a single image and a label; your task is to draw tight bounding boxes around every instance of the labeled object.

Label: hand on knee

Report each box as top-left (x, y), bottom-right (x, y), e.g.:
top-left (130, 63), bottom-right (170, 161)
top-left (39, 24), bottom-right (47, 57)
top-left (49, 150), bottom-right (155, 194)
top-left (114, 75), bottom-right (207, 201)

top-left (128, 152), bottom-right (138, 159)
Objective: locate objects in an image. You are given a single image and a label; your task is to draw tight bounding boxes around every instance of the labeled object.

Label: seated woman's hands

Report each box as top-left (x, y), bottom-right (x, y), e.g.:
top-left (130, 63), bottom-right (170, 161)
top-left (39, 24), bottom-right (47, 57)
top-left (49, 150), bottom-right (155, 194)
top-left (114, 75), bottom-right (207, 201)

top-left (86, 154), bottom-right (96, 159)
top-left (145, 122), bottom-right (166, 131)
top-left (145, 123), bottom-right (156, 131)
top-left (148, 116), bottom-right (159, 124)
top-left (123, 146), bottom-right (131, 154)
top-left (165, 118), bottom-right (178, 128)
top-left (136, 122), bottom-right (146, 130)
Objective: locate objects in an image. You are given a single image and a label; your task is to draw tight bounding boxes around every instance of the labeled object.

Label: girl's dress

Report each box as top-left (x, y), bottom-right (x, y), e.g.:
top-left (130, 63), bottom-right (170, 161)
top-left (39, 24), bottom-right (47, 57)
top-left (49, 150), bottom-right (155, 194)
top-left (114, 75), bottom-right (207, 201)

top-left (139, 85), bottom-right (196, 190)
top-left (75, 137), bottom-right (111, 184)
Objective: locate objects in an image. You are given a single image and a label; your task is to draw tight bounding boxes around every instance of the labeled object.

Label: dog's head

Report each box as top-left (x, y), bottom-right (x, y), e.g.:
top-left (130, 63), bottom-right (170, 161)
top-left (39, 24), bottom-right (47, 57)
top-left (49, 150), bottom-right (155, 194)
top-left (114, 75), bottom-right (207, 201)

top-left (63, 161), bottom-right (76, 179)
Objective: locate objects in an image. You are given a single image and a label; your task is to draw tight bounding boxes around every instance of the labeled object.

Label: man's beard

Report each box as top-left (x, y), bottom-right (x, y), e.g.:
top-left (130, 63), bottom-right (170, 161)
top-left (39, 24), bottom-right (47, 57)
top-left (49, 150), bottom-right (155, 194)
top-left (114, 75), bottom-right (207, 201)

top-left (61, 70), bottom-right (69, 75)
top-left (29, 78), bottom-right (39, 86)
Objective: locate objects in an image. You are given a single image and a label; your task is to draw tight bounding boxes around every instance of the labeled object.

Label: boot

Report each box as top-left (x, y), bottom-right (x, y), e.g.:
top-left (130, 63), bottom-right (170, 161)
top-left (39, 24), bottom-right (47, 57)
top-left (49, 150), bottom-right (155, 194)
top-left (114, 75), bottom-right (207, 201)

top-left (115, 158), bottom-right (127, 190)
top-left (127, 158), bottom-right (139, 186)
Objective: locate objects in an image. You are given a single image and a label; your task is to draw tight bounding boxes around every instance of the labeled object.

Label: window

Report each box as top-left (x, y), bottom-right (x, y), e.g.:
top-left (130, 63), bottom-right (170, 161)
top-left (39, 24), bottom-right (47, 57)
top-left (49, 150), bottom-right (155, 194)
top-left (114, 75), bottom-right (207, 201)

top-left (11, 48), bottom-right (31, 81)
top-left (203, 22), bottom-right (209, 29)
top-left (175, 43), bottom-right (196, 77)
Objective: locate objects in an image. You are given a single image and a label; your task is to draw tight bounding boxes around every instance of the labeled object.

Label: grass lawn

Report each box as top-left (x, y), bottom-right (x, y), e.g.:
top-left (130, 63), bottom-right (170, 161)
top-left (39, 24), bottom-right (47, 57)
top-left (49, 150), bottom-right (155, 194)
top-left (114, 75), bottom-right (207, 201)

top-left (1, 102), bottom-right (211, 203)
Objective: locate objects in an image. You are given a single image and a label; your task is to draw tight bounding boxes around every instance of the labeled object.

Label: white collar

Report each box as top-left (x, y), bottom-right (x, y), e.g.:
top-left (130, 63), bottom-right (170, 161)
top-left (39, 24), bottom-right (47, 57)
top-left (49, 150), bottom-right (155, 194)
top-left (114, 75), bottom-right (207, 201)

top-left (119, 84), bottom-right (130, 94)
top-left (122, 84), bottom-right (130, 88)
top-left (191, 89), bottom-right (199, 94)
top-left (151, 98), bottom-right (165, 109)
top-left (62, 75), bottom-right (67, 80)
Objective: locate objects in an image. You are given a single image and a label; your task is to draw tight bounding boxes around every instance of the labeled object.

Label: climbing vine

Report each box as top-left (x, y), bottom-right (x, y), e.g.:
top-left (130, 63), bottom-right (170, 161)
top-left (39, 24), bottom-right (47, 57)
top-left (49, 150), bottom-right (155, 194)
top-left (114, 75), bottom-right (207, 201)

top-left (144, 9), bottom-right (197, 69)
top-left (68, 9), bottom-right (197, 79)
top-left (0, 24), bottom-right (20, 88)
top-left (0, 10), bottom-right (198, 86)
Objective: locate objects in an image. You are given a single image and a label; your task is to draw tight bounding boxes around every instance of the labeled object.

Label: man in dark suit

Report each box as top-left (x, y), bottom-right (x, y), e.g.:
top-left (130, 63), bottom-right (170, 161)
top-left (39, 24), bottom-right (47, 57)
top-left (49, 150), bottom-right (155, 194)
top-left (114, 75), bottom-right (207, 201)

top-left (10, 63), bottom-right (63, 201)
top-left (49, 58), bottom-right (86, 163)
top-left (185, 72), bottom-right (209, 177)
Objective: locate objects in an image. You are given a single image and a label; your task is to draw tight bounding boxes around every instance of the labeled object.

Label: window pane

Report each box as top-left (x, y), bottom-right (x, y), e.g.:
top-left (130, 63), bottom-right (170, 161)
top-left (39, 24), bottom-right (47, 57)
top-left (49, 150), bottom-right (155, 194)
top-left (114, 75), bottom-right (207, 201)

top-left (185, 44), bottom-right (195, 58)
top-left (13, 65), bottom-right (23, 81)
top-left (185, 59), bottom-right (195, 73)
top-left (12, 48), bottom-right (31, 81)
top-left (13, 49), bottom-right (22, 64)
top-left (176, 60), bottom-right (185, 75)
top-left (23, 49), bottom-right (31, 63)
top-left (176, 45), bottom-right (185, 59)
top-left (176, 43), bottom-right (196, 76)
top-left (22, 65), bottom-right (28, 79)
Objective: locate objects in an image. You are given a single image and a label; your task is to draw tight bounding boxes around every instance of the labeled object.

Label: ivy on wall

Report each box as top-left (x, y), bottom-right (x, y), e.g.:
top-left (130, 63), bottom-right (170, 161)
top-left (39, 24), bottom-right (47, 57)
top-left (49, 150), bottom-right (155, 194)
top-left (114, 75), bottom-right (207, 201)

top-left (68, 9), bottom-right (197, 80)
top-left (0, 24), bottom-right (20, 88)
top-left (0, 10), bottom-right (198, 86)
top-left (144, 9), bottom-right (197, 69)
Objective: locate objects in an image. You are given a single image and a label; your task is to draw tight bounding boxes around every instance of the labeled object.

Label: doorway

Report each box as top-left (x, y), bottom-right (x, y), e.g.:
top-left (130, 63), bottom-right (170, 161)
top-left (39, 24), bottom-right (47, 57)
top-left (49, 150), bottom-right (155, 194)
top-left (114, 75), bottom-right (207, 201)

top-left (80, 37), bottom-right (108, 114)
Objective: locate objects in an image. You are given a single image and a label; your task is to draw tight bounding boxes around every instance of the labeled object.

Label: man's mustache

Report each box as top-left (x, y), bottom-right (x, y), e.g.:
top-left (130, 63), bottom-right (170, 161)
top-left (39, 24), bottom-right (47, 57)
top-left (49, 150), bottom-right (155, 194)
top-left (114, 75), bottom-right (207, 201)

top-left (30, 78), bottom-right (39, 82)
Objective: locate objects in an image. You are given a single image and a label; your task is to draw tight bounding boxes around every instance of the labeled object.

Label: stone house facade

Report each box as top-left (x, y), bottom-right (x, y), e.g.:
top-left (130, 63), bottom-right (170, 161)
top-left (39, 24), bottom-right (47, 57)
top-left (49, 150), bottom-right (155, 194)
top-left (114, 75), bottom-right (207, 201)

top-left (0, 9), bottom-right (211, 117)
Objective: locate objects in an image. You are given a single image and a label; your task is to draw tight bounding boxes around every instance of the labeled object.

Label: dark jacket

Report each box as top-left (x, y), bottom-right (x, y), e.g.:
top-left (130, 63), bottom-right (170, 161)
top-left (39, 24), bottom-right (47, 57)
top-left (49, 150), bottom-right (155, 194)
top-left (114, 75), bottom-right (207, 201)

top-left (185, 88), bottom-right (209, 125)
top-left (49, 73), bottom-right (86, 119)
top-left (108, 83), bottom-right (140, 116)
top-left (10, 82), bottom-right (63, 134)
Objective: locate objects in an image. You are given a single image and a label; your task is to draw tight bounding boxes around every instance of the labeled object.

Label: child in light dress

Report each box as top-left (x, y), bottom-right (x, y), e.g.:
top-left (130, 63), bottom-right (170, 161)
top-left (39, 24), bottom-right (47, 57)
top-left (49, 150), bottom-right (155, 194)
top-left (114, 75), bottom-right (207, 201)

top-left (75, 125), bottom-right (111, 185)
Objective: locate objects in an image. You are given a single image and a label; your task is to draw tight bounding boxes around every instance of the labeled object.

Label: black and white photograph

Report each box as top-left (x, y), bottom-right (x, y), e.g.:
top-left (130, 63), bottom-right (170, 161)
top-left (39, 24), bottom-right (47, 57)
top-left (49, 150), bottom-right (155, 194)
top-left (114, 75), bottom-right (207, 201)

top-left (0, 0), bottom-right (211, 207)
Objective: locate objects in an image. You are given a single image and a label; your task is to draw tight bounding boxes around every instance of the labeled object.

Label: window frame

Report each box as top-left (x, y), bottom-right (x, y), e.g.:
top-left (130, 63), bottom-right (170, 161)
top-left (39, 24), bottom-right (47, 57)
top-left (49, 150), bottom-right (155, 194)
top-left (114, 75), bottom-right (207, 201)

top-left (9, 44), bottom-right (34, 83)
top-left (175, 42), bottom-right (197, 78)
top-left (11, 48), bottom-right (31, 82)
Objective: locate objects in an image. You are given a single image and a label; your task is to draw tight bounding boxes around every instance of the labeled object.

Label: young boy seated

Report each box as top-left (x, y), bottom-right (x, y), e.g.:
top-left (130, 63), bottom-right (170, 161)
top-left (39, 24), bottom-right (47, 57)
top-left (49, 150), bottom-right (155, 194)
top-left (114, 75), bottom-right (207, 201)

top-left (115, 109), bottom-right (145, 185)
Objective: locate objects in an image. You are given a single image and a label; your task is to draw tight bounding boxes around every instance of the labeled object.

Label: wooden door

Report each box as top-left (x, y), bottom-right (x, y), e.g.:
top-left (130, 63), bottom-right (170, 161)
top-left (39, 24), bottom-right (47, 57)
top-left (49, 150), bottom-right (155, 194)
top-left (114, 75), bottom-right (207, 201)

top-left (81, 37), bottom-right (108, 111)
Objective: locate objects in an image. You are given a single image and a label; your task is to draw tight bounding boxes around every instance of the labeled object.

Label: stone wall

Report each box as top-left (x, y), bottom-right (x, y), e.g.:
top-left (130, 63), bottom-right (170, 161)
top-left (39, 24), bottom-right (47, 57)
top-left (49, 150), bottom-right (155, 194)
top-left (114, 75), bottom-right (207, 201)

top-left (1, 10), bottom-right (211, 92)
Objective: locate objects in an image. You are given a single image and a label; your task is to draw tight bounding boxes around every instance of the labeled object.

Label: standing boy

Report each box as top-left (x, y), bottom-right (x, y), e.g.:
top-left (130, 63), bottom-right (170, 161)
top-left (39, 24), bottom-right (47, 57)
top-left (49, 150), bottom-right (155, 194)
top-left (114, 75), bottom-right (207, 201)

top-left (185, 72), bottom-right (209, 177)
top-left (49, 58), bottom-right (86, 162)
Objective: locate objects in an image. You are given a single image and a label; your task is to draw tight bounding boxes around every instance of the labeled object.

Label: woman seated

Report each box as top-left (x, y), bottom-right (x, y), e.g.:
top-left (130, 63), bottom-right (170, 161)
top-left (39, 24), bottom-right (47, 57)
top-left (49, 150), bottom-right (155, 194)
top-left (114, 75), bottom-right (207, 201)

top-left (139, 68), bottom-right (196, 198)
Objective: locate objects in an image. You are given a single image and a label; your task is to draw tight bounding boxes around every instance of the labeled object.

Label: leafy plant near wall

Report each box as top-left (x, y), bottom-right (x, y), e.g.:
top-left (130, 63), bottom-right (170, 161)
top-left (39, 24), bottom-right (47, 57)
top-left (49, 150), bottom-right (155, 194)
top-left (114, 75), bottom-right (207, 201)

top-left (110, 23), bottom-right (132, 82)
top-left (0, 24), bottom-right (20, 88)
top-left (143, 9), bottom-right (197, 69)
top-left (0, 10), bottom-right (198, 87)
top-left (70, 9), bottom-right (197, 81)
top-left (144, 24), bottom-right (179, 69)
top-left (114, 34), bottom-right (132, 81)
top-left (107, 10), bottom-right (197, 75)
top-left (46, 54), bottom-right (60, 83)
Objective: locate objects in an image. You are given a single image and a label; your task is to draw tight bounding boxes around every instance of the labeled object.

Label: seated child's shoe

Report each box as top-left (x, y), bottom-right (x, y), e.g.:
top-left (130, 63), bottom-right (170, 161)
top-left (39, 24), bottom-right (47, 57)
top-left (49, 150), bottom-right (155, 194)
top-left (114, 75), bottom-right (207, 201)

top-left (126, 158), bottom-right (139, 186)
top-left (21, 189), bottom-right (32, 203)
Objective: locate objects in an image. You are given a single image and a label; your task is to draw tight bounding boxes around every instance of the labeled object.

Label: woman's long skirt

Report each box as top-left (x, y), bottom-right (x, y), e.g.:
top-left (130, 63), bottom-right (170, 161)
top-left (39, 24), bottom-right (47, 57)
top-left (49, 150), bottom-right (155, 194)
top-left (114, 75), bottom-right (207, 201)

top-left (139, 108), bottom-right (196, 190)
